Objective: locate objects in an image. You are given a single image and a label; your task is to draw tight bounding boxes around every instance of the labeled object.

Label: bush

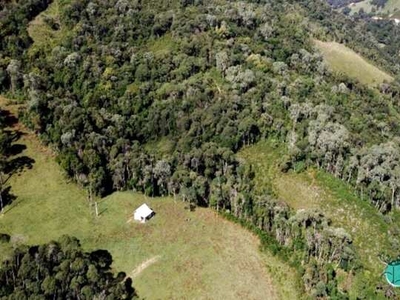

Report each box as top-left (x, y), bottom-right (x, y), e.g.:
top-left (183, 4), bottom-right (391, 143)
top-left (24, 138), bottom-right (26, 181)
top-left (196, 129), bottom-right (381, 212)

top-left (0, 233), bottom-right (11, 243)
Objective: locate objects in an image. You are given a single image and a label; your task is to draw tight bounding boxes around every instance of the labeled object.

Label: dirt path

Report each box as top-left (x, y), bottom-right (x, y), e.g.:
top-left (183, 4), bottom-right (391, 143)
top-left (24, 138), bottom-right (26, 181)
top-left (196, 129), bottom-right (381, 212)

top-left (129, 255), bottom-right (161, 278)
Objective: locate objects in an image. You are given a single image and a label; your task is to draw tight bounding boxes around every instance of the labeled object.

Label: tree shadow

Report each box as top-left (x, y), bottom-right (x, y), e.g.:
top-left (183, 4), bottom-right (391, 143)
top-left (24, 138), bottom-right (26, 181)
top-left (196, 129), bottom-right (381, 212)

top-left (7, 144), bottom-right (27, 156)
top-left (5, 156), bottom-right (35, 176)
top-left (124, 277), bottom-right (137, 298)
top-left (184, 203), bottom-right (196, 212)
top-left (90, 249), bottom-right (113, 270)
top-left (1, 110), bottom-right (18, 128)
top-left (98, 208), bottom-right (108, 216)
top-left (3, 128), bottom-right (24, 142)
top-left (1, 186), bottom-right (17, 211)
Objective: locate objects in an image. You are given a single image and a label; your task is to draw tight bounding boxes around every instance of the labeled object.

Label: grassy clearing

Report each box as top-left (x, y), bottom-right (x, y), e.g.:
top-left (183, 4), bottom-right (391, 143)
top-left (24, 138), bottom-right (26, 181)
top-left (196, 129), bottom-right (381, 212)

top-left (314, 40), bottom-right (393, 86)
top-left (27, 0), bottom-right (71, 55)
top-left (349, 1), bottom-right (375, 14)
top-left (144, 137), bottom-right (176, 157)
top-left (0, 97), bottom-right (301, 299)
top-left (146, 33), bottom-right (178, 55)
top-left (349, 0), bottom-right (400, 15)
top-left (384, 0), bottom-right (400, 14)
top-left (239, 139), bottom-right (399, 290)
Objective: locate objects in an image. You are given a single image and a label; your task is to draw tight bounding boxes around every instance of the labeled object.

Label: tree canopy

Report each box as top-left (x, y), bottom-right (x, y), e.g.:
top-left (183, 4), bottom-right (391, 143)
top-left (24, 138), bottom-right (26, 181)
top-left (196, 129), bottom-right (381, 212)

top-left (0, 235), bottom-right (137, 299)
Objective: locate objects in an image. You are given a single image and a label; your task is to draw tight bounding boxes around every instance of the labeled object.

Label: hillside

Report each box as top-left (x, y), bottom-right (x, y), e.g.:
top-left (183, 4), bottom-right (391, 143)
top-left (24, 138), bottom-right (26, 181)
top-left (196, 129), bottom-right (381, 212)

top-left (2, 0), bottom-right (400, 298)
top-left (314, 40), bottom-right (393, 86)
top-left (239, 140), bottom-right (400, 298)
top-left (0, 97), bottom-right (299, 299)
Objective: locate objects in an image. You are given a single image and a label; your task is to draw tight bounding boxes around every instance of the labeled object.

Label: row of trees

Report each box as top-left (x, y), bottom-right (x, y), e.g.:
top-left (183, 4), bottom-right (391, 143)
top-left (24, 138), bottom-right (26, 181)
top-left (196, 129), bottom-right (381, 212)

top-left (0, 108), bottom-right (15, 213)
top-left (287, 100), bottom-right (400, 213)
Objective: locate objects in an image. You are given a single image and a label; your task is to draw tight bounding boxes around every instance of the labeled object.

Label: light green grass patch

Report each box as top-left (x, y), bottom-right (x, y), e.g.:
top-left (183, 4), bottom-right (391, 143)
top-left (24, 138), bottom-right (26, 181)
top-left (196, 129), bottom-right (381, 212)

top-left (146, 33), bottom-right (178, 55)
top-left (350, 0), bottom-right (400, 15)
top-left (348, 1), bottom-right (376, 14)
top-left (28, 0), bottom-right (59, 44)
top-left (27, 0), bottom-right (71, 54)
top-left (384, 0), bottom-right (400, 14)
top-left (314, 40), bottom-right (393, 86)
top-left (144, 137), bottom-right (176, 157)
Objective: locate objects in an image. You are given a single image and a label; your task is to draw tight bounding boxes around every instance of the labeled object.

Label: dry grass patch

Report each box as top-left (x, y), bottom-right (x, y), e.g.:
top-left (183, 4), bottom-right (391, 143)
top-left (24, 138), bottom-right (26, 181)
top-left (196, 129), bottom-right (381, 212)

top-left (314, 40), bottom-right (393, 86)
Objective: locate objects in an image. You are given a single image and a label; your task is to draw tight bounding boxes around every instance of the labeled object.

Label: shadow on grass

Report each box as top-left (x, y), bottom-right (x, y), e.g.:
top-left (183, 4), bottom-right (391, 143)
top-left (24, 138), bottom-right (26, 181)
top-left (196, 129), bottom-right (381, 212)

top-left (99, 208), bottom-right (108, 216)
top-left (6, 156), bottom-right (35, 176)
top-left (90, 249), bottom-right (113, 270)
top-left (1, 110), bottom-right (18, 128)
top-left (1, 186), bottom-right (17, 213)
top-left (7, 144), bottom-right (27, 156)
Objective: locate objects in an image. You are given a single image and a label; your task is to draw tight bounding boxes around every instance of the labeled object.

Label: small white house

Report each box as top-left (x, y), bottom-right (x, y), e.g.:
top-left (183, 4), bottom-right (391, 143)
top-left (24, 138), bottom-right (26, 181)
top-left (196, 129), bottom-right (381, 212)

top-left (134, 203), bottom-right (155, 223)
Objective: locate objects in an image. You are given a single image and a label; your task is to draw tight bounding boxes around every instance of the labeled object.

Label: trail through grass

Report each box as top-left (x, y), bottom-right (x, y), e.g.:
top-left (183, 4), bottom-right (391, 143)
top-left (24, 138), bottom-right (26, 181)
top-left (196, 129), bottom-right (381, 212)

top-left (314, 40), bottom-right (393, 86)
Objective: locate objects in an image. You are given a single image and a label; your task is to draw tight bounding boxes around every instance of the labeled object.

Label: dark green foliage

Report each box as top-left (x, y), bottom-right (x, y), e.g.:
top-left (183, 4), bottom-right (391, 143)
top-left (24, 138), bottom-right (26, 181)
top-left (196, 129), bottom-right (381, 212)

top-left (0, 108), bottom-right (17, 212)
top-left (0, 233), bottom-right (10, 244)
top-left (371, 0), bottom-right (389, 9)
top-left (0, 0), bottom-right (52, 92)
top-left (0, 235), bottom-right (137, 299)
top-left (0, 0), bottom-right (52, 56)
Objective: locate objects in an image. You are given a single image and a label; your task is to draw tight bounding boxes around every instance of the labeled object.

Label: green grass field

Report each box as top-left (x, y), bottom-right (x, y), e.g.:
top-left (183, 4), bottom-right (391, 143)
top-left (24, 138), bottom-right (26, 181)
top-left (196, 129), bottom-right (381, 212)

top-left (239, 139), bottom-right (400, 297)
top-left (349, 0), bottom-right (376, 14)
top-left (0, 98), bottom-right (302, 299)
top-left (349, 0), bottom-right (400, 15)
top-left (314, 40), bottom-right (393, 86)
top-left (384, 0), bottom-right (400, 14)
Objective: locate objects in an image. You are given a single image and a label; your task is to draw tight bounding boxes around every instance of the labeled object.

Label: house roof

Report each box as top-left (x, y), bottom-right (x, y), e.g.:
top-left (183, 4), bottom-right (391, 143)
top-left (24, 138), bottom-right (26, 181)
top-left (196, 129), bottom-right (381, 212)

top-left (134, 203), bottom-right (153, 218)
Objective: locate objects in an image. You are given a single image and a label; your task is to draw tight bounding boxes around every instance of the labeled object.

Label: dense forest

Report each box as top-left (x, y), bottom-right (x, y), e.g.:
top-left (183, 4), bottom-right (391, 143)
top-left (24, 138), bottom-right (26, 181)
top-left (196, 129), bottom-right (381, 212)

top-left (0, 235), bottom-right (137, 299)
top-left (2, 0), bottom-right (400, 297)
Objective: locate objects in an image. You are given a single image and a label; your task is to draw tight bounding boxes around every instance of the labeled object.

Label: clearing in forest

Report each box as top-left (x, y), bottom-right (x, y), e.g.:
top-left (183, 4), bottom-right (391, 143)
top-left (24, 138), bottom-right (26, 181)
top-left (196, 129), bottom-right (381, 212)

top-left (239, 139), bottom-right (400, 297)
top-left (349, 0), bottom-right (400, 15)
top-left (27, 0), bottom-right (66, 48)
top-left (0, 96), bottom-right (301, 300)
top-left (314, 40), bottom-right (393, 86)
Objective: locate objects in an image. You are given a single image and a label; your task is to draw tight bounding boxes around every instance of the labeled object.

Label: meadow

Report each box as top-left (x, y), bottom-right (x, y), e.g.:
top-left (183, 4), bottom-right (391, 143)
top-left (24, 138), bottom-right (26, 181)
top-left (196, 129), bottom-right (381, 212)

top-left (314, 40), bottom-right (393, 86)
top-left (349, 0), bottom-right (400, 15)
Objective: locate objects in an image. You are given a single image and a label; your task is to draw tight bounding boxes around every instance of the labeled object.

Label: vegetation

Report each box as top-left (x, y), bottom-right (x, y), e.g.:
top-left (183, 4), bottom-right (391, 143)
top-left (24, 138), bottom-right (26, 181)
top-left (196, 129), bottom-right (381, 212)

top-left (347, 0), bottom-right (400, 14)
top-left (327, 0), bottom-right (364, 9)
top-left (0, 235), bottom-right (137, 299)
top-left (27, 0), bottom-right (68, 50)
top-left (3, 0), bottom-right (400, 297)
top-left (0, 100), bottom-right (293, 299)
top-left (239, 139), bottom-right (400, 297)
top-left (314, 40), bottom-right (393, 86)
